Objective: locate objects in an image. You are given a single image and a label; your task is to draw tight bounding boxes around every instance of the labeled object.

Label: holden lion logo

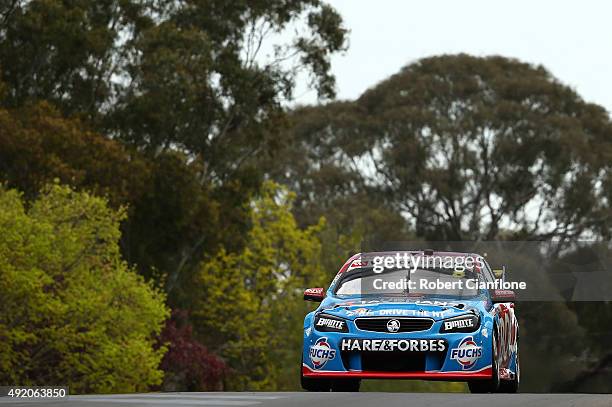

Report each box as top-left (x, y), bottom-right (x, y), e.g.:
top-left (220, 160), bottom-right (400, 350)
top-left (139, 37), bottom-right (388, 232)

top-left (386, 319), bottom-right (400, 333)
top-left (309, 337), bottom-right (336, 370)
top-left (450, 336), bottom-right (483, 369)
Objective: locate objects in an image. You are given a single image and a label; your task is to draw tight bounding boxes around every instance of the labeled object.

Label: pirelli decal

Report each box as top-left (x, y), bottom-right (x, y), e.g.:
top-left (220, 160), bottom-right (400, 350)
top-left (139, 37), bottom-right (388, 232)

top-left (340, 338), bottom-right (447, 352)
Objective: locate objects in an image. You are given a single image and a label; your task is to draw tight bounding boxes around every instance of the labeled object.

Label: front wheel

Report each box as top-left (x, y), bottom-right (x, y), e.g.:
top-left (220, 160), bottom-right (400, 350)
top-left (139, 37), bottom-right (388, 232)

top-left (468, 328), bottom-right (500, 393)
top-left (498, 338), bottom-right (519, 393)
top-left (331, 379), bottom-right (360, 392)
top-left (301, 357), bottom-right (330, 392)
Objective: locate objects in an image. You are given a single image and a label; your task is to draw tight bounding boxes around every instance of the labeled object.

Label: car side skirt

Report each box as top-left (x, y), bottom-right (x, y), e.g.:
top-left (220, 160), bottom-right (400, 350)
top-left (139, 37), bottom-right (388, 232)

top-left (302, 364), bottom-right (493, 380)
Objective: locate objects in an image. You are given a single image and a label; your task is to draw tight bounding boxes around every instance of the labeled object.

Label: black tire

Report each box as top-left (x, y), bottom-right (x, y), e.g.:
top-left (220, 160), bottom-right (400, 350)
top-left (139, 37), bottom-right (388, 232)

top-left (331, 378), bottom-right (361, 392)
top-left (300, 357), bottom-right (331, 392)
top-left (468, 328), bottom-right (500, 393)
top-left (498, 338), bottom-right (519, 393)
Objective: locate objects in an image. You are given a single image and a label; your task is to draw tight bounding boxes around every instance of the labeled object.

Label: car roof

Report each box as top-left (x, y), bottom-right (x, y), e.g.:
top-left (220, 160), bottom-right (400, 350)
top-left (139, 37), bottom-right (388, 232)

top-left (355, 250), bottom-right (482, 258)
top-left (337, 251), bottom-right (485, 274)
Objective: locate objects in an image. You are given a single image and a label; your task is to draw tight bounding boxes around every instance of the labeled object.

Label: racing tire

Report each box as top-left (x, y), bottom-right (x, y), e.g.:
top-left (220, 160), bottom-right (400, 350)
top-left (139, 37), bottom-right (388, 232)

top-left (301, 375), bottom-right (331, 392)
top-left (468, 327), bottom-right (500, 393)
top-left (330, 379), bottom-right (361, 392)
top-left (498, 337), bottom-right (519, 393)
top-left (301, 357), bottom-right (331, 392)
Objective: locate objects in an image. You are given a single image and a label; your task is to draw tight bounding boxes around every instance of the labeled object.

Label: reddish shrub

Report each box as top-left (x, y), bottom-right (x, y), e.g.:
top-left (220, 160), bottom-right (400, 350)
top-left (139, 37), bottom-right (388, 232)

top-left (159, 310), bottom-right (227, 391)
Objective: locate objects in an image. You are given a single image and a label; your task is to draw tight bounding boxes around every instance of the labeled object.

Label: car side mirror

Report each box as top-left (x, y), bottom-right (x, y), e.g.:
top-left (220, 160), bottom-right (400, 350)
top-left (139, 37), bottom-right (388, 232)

top-left (304, 287), bottom-right (325, 302)
top-left (491, 289), bottom-right (515, 303)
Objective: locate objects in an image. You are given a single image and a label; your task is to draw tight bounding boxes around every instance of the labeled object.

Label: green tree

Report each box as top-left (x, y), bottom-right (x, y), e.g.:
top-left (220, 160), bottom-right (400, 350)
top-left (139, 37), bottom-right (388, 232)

top-left (266, 102), bottom-right (414, 247)
top-left (1, 0), bottom-right (348, 182)
top-left (0, 99), bottom-right (246, 300)
top-left (279, 55), bottom-right (612, 241)
top-left (0, 184), bottom-right (169, 393)
top-left (0, 0), bottom-right (149, 121)
top-left (0, 0), bottom-right (349, 305)
top-left (273, 55), bottom-right (612, 392)
top-left (190, 181), bottom-right (328, 390)
top-left (110, 0), bottom-right (347, 182)
top-left (0, 101), bottom-right (149, 205)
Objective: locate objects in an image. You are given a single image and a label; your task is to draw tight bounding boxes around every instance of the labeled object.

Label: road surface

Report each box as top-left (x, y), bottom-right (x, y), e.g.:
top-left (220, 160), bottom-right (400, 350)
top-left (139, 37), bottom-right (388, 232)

top-left (1, 392), bottom-right (612, 407)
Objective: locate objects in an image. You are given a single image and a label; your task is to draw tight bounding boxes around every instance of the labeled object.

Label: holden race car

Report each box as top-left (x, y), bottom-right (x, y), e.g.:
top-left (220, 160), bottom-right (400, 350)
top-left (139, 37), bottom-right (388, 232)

top-left (301, 250), bottom-right (519, 393)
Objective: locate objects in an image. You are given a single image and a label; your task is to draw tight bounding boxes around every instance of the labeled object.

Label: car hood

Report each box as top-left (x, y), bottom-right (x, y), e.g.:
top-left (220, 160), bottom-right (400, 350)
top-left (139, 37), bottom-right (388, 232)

top-left (318, 295), bottom-right (486, 321)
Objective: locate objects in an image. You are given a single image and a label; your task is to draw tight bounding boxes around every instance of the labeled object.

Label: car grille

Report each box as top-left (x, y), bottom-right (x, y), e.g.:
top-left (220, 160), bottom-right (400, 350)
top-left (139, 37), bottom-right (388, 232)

top-left (355, 317), bottom-right (433, 333)
top-left (360, 351), bottom-right (426, 372)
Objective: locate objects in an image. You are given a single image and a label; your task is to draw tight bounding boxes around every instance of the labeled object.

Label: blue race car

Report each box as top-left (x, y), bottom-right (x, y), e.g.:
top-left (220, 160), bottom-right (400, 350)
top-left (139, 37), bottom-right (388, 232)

top-left (301, 250), bottom-right (519, 393)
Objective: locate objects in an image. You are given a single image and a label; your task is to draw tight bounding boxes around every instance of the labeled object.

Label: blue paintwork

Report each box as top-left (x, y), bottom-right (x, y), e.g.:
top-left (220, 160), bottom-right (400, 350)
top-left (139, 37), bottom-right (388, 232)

top-left (302, 287), bottom-right (519, 379)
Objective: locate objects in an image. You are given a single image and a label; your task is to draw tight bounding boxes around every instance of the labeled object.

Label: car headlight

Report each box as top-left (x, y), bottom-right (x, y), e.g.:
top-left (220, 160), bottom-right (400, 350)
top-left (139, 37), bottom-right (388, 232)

top-left (314, 313), bottom-right (349, 333)
top-left (439, 314), bottom-right (480, 333)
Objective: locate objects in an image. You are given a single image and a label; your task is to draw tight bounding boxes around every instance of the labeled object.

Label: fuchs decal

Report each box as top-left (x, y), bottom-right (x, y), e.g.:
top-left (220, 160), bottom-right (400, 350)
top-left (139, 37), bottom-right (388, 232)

top-left (450, 336), bottom-right (482, 369)
top-left (309, 337), bottom-right (336, 370)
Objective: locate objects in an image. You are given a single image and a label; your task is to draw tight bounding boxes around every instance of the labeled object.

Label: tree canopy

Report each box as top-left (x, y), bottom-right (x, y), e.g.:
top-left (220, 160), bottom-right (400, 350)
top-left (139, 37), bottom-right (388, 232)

top-left (277, 55), bottom-right (612, 242)
top-left (0, 184), bottom-right (169, 393)
top-left (0, 0), bottom-right (348, 181)
top-left (190, 181), bottom-right (329, 390)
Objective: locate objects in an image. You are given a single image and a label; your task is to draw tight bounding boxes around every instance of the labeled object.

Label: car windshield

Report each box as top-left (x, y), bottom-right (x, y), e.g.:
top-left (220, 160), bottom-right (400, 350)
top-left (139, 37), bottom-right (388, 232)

top-left (335, 266), bottom-right (481, 298)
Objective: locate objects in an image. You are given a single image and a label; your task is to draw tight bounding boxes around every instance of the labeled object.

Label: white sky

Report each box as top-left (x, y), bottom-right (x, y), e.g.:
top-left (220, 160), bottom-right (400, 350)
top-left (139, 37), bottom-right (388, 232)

top-left (293, 0), bottom-right (612, 115)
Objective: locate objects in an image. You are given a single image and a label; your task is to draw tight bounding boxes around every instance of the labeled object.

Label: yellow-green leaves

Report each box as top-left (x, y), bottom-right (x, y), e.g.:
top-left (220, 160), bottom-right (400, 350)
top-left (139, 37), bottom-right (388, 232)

top-left (0, 184), bottom-right (169, 393)
top-left (192, 181), bottom-right (326, 390)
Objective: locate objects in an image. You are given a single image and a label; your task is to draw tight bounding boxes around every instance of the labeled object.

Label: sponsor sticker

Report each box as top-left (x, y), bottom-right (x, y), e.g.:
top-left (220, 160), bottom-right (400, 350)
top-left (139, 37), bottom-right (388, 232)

top-left (316, 317), bottom-right (345, 330)
top-left (443, 318), bottom-right (474, 331)
top-left (377, 308), bottom-right (450, 318)
top-left (340, 338), bottom-right (446, 352)
top-left (450, 336), bottom-right (482, 369)
top-left (415, 300), bottom-right (464, 308)
top-left (347, 259), bottom-right (368, 271)
top-left (346, 307), bottom-right (373, 317)
top-left (309, 337), bottom-right (336, 369)
top-left (304, 287), bottom-right (324, 296)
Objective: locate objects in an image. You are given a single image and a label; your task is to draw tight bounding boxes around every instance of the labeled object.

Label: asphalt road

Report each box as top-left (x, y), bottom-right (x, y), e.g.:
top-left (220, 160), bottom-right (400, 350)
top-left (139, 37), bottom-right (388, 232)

top-left (1, 392), bottom-right (612, 407)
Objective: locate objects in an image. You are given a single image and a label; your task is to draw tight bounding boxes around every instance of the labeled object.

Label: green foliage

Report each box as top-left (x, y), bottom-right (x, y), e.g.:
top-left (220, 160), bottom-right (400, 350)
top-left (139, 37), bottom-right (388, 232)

top-left (0, 184), bottom-right (169, 393)
top-left (109, 0), bottom-right (347, 181)
top-left (279, 55), bottom-right (612, 241)
top-left (270, 55), bottom-right (612, 392)
top-left (2, 1), bottom-right (612, 391)
top-left (268, 101), bottom-right (421, 244)
top-left (0, 0), bottom-right (349, 310)
top-left (0, 0), bottom-right (149, 120)
top-left (1, 0), bottom-right (348, 182)
top-left (0, 99), bottom-right (249, 302)
top-left (191, 181), bottom-right (328, 390)
top-left (0, 101), bottom-right (149, 205)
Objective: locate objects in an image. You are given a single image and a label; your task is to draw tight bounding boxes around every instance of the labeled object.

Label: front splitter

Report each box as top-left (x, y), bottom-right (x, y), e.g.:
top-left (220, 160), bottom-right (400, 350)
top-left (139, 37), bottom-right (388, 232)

top-left (302, 364), bottom-right (493, 380)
